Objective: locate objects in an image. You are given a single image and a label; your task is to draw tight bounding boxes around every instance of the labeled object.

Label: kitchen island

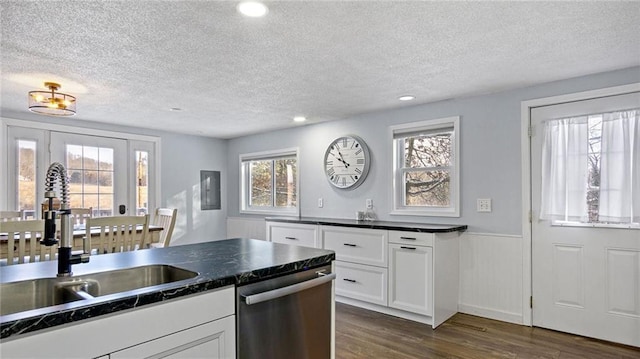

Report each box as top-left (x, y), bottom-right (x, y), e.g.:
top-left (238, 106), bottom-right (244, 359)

top-left (0, 238), bottom-right (335, 358)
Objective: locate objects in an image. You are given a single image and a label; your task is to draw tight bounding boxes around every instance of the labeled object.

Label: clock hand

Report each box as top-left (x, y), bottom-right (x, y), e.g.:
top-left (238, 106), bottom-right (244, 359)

top-left (336, 150), bottom-right (350, 168)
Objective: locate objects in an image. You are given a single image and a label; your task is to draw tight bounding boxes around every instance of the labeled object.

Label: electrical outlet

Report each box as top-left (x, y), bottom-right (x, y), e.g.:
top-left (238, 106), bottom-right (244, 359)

top-left (366, 199), bottom-right (373, 209)
top-left (318, 198), bottom-right (323, 208)
top-left (477, 198), bottom-right (492, 212)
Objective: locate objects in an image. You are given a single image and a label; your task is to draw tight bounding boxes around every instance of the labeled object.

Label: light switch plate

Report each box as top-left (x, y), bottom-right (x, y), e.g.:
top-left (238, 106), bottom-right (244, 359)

top-left (477, 198), bottom-right (492, 212)
top-left (318, 198), bottom-right (323, 208)
top-left (366, 199), bottom-right (373, 209)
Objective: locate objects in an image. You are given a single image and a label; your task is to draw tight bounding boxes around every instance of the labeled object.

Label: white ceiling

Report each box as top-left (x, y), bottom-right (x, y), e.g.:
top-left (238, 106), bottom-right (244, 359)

top-left (1, 1), bottom-right (639, 139)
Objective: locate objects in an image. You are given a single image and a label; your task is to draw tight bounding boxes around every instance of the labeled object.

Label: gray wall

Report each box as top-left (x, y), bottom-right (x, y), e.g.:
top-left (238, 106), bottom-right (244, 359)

top-left (0, 110), bottom-right (228, 244)
top-left (227, 66), bottom-right (640, 235)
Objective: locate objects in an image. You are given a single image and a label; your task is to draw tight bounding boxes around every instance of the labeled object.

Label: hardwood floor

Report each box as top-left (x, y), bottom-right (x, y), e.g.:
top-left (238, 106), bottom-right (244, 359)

top-left (335, 303), bottom-right (640, 358)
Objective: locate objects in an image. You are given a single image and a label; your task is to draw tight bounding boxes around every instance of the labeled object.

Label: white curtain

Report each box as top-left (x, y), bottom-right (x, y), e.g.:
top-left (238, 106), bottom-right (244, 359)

top-left (540, 117), bottom-right (589, 221)
top-left (599, 109), bottom-right (640, 223)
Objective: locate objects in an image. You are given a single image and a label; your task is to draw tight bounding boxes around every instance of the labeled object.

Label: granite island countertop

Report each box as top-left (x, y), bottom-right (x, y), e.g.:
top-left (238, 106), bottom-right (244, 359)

top-left (0, 238), bottom-right (334, 339)
top-left (266, 216), bottom-right (468, 233)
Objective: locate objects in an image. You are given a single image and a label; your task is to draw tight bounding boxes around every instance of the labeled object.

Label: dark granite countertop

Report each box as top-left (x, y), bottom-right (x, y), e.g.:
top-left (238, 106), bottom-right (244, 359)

top-left (266, 216), bottom-right (467, 233)
top-left (0, 238), bottom-right (334, 339)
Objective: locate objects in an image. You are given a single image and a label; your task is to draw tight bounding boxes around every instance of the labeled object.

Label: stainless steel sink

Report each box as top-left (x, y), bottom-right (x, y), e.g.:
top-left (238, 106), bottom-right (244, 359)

top-left (0, 265), bottom-right (198, 316)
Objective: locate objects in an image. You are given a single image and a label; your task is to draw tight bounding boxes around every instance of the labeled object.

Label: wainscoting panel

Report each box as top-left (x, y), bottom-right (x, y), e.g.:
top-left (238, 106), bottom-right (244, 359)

top-left (459, 232), bottom-right (524, 324)
top-left (226, 217), bottom-right (267, 240)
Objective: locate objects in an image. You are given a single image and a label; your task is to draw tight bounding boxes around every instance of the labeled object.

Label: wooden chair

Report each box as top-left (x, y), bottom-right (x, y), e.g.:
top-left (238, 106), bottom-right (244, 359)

top-left (0, 210), bottom-right (23, 222)
top-left (69, 207), bottom-right (92, 229)
top-left (0, 219), bottom-right (57, 265)
top-left (151, 208), bottom-right (177, 248)
top-left (87, 215), bottom-right (149, 254)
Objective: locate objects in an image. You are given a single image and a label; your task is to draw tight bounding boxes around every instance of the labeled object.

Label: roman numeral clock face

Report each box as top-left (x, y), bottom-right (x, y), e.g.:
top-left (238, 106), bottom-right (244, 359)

top-left (324, 135), bottom-right (371, 189)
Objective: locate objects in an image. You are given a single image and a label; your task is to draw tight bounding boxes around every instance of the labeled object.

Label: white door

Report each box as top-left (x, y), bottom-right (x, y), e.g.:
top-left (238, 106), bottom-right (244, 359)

top-left (50, 132), bottom-right (129, 216)
top-left (531, 91), bottom-right (640, 346)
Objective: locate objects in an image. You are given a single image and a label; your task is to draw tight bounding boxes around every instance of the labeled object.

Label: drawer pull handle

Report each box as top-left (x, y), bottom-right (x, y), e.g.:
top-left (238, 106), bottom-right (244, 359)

top-left (400, 236), bottom-right (417, 240)
top-left (343, 243), bottom-right (356, 247)
top-left (343, 278), bottom-right (357, 283)
top-left (285, 237), bottom-right (298, 240)
top-left (401, 246), bottom-right (417, 250)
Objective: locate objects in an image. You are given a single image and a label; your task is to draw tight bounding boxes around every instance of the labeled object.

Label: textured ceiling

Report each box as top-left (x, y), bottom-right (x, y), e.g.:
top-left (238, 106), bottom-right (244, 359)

top-left (1, 1), bottom-right (639, 139)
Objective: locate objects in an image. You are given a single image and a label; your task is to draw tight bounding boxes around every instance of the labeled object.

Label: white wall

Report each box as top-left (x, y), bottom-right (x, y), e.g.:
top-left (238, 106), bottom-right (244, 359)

top-left (0, 110), bottom-right (229, 244)
top-left (227, 67), bottom-right (640, 235)
top-left (225, 66), bottom-right (640, 324)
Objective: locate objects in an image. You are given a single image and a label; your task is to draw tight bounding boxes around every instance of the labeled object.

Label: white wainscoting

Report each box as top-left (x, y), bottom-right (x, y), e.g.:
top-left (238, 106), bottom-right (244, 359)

top-left (226, 217), bottom-right (267, 240)
top-left (459, 232), bottom-right (524, 325)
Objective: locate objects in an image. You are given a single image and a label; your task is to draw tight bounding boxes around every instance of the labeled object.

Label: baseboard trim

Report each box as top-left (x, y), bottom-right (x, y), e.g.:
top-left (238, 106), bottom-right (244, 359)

top-left (458, 303), bottom-right (523, 325)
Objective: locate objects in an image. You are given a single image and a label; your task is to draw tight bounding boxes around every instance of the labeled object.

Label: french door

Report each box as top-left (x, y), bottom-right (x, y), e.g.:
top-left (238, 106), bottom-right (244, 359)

top-left (530, 91), bottom-right (640, 346)
top-left (50, 132), bottom-right (129, 216)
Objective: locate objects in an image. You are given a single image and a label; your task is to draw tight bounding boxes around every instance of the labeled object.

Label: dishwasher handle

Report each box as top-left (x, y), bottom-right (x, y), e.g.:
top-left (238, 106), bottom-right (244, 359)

top-left (243, 272), bottom-right (336, 305)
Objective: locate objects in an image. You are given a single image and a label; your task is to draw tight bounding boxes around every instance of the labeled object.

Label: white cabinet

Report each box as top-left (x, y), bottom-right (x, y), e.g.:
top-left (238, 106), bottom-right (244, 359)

top-left (111, 315), bottom-right (235, 358)
top-left (334, 260), bottom-right (388, 306)
top-left (388, 243), bottom-right (433, 316)
top-left (0, 286), bottom-right (236, 359)
top-left (323, 226), bottom-right (387, 267)
top-left (266, 222), bottom-right (320, 248)
top-left (266, 220), bottom-right (460, 328)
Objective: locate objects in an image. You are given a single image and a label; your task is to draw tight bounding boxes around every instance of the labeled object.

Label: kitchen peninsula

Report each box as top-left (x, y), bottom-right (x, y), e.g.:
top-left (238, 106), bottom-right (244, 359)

top-left (0, 238), bottom-right (335, 358)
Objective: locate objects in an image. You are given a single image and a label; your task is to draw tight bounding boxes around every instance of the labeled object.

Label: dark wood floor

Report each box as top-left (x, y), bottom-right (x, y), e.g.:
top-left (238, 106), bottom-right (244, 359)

top-left (335, 303), bottom-right (640, 358)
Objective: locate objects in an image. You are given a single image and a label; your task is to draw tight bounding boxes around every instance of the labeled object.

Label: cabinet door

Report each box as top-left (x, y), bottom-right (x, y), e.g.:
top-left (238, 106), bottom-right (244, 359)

top-left (388, 244), bottom-right (433, 316)
top-left (110, 315), bottom-right (235, 359)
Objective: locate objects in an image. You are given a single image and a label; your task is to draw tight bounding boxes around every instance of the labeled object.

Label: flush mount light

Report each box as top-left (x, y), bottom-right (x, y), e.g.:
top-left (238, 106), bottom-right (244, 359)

top-left (28, 82), bottom-right (76, 116)
top-left (237, 1), bottom-right (268, 17)
top-left (293, 116), bottom-right (306, 123)
top-left (398, 95), bottom-right (415, 101)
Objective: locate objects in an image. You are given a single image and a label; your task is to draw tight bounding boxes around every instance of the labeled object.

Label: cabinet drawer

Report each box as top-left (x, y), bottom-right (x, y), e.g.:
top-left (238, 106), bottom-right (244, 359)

top-left (388, 230), bottom-right (434, 247)
top-left (335, 261), bottom-right (388, 306)
top-left (268, 223), bottom-right (318, 248)
top-left (322, 227), bottom-right (387, 267)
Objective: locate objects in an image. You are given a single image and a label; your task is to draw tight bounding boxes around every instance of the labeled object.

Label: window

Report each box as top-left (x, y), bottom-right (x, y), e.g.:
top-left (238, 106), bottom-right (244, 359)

top-left (240, 148), bottom-right (298, 215)
top-left (390, 117), bottom-right (460, 217)
top-left (17, 140), bottom-right (37, 217)
top-left (540, 108), bottom-right (639, 227)
top-left (66, 144), bottom-right (115, 216)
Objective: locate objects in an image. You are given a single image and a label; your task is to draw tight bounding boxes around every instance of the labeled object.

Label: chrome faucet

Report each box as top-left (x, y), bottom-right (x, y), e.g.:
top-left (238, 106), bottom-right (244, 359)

top-left (42, 162), bottom-right (90, 277)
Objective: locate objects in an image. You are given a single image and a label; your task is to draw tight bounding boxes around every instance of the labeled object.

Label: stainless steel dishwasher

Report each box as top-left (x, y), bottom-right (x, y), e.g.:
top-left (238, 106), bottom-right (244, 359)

top-left (237, 264), bottom-right (335, 359)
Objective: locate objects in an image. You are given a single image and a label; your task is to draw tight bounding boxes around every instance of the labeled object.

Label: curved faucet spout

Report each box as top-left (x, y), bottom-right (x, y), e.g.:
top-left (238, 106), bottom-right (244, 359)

top-left (45, 162), bottom-right (70, 209)
top-left (43, 162), bottom-right (90, 277)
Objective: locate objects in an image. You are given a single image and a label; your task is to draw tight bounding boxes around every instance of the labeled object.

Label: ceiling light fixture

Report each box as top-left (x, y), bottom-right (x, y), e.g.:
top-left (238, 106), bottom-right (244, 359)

top-left (28, 82), bottom-right (76, 116)
top-left (293, 116), bottom-right (306, 123)
top-left (398, 95), bottom-right (415, 101)
top-left (237, 1), bottom-right (268, 17)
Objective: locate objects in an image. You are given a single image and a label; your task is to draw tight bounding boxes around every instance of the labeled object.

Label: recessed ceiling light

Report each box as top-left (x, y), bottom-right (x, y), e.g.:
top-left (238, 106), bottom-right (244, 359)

top-left (293, 116), bottom-right (306, 123)
top-left (398, 95), bottom-right (415, 101)
top-left (237, 1), bottom-right (269, 17)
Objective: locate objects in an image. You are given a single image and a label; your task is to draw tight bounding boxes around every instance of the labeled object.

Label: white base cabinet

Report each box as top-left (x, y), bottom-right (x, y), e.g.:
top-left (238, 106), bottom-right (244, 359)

top-left (265, 220), bottom-right (461, 328)
top-left (388, 243), bottom-right (433, 316)
top-left (0, 286), bottom-right (236, 359)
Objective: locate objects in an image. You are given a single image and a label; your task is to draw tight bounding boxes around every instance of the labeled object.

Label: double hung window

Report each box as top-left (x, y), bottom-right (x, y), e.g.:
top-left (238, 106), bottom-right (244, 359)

top-left (391, 116), bottom-right (460, 217)
top-left (240, 148), bottom-right (298, 215)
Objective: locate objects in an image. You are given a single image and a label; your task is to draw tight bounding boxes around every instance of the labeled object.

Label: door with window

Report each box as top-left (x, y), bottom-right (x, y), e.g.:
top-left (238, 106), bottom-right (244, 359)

top-left (50, 132), bottom-right (128, 216)
top-left (531, 91), bottom-right (640, 347)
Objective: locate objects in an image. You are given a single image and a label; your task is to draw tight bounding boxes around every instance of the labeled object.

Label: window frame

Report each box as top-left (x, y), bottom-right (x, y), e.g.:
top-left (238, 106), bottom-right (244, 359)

top-left (389, 116), bottom-right (460, 217)
top-left (1, 118), bottom-right (160, 218)
top-left (239, 147), bottom-right (299, 216)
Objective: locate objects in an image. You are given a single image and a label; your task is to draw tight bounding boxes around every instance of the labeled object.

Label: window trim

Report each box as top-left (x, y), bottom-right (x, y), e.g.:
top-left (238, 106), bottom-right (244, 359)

top-left (389, 116), bottom-right (460, 217)
top-left (239, 147), bottom-right (300, 216)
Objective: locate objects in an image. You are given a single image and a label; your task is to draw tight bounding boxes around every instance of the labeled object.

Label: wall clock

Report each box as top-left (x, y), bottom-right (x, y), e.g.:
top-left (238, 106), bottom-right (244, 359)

top-left (324, 135), bottom-right (371, 190)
